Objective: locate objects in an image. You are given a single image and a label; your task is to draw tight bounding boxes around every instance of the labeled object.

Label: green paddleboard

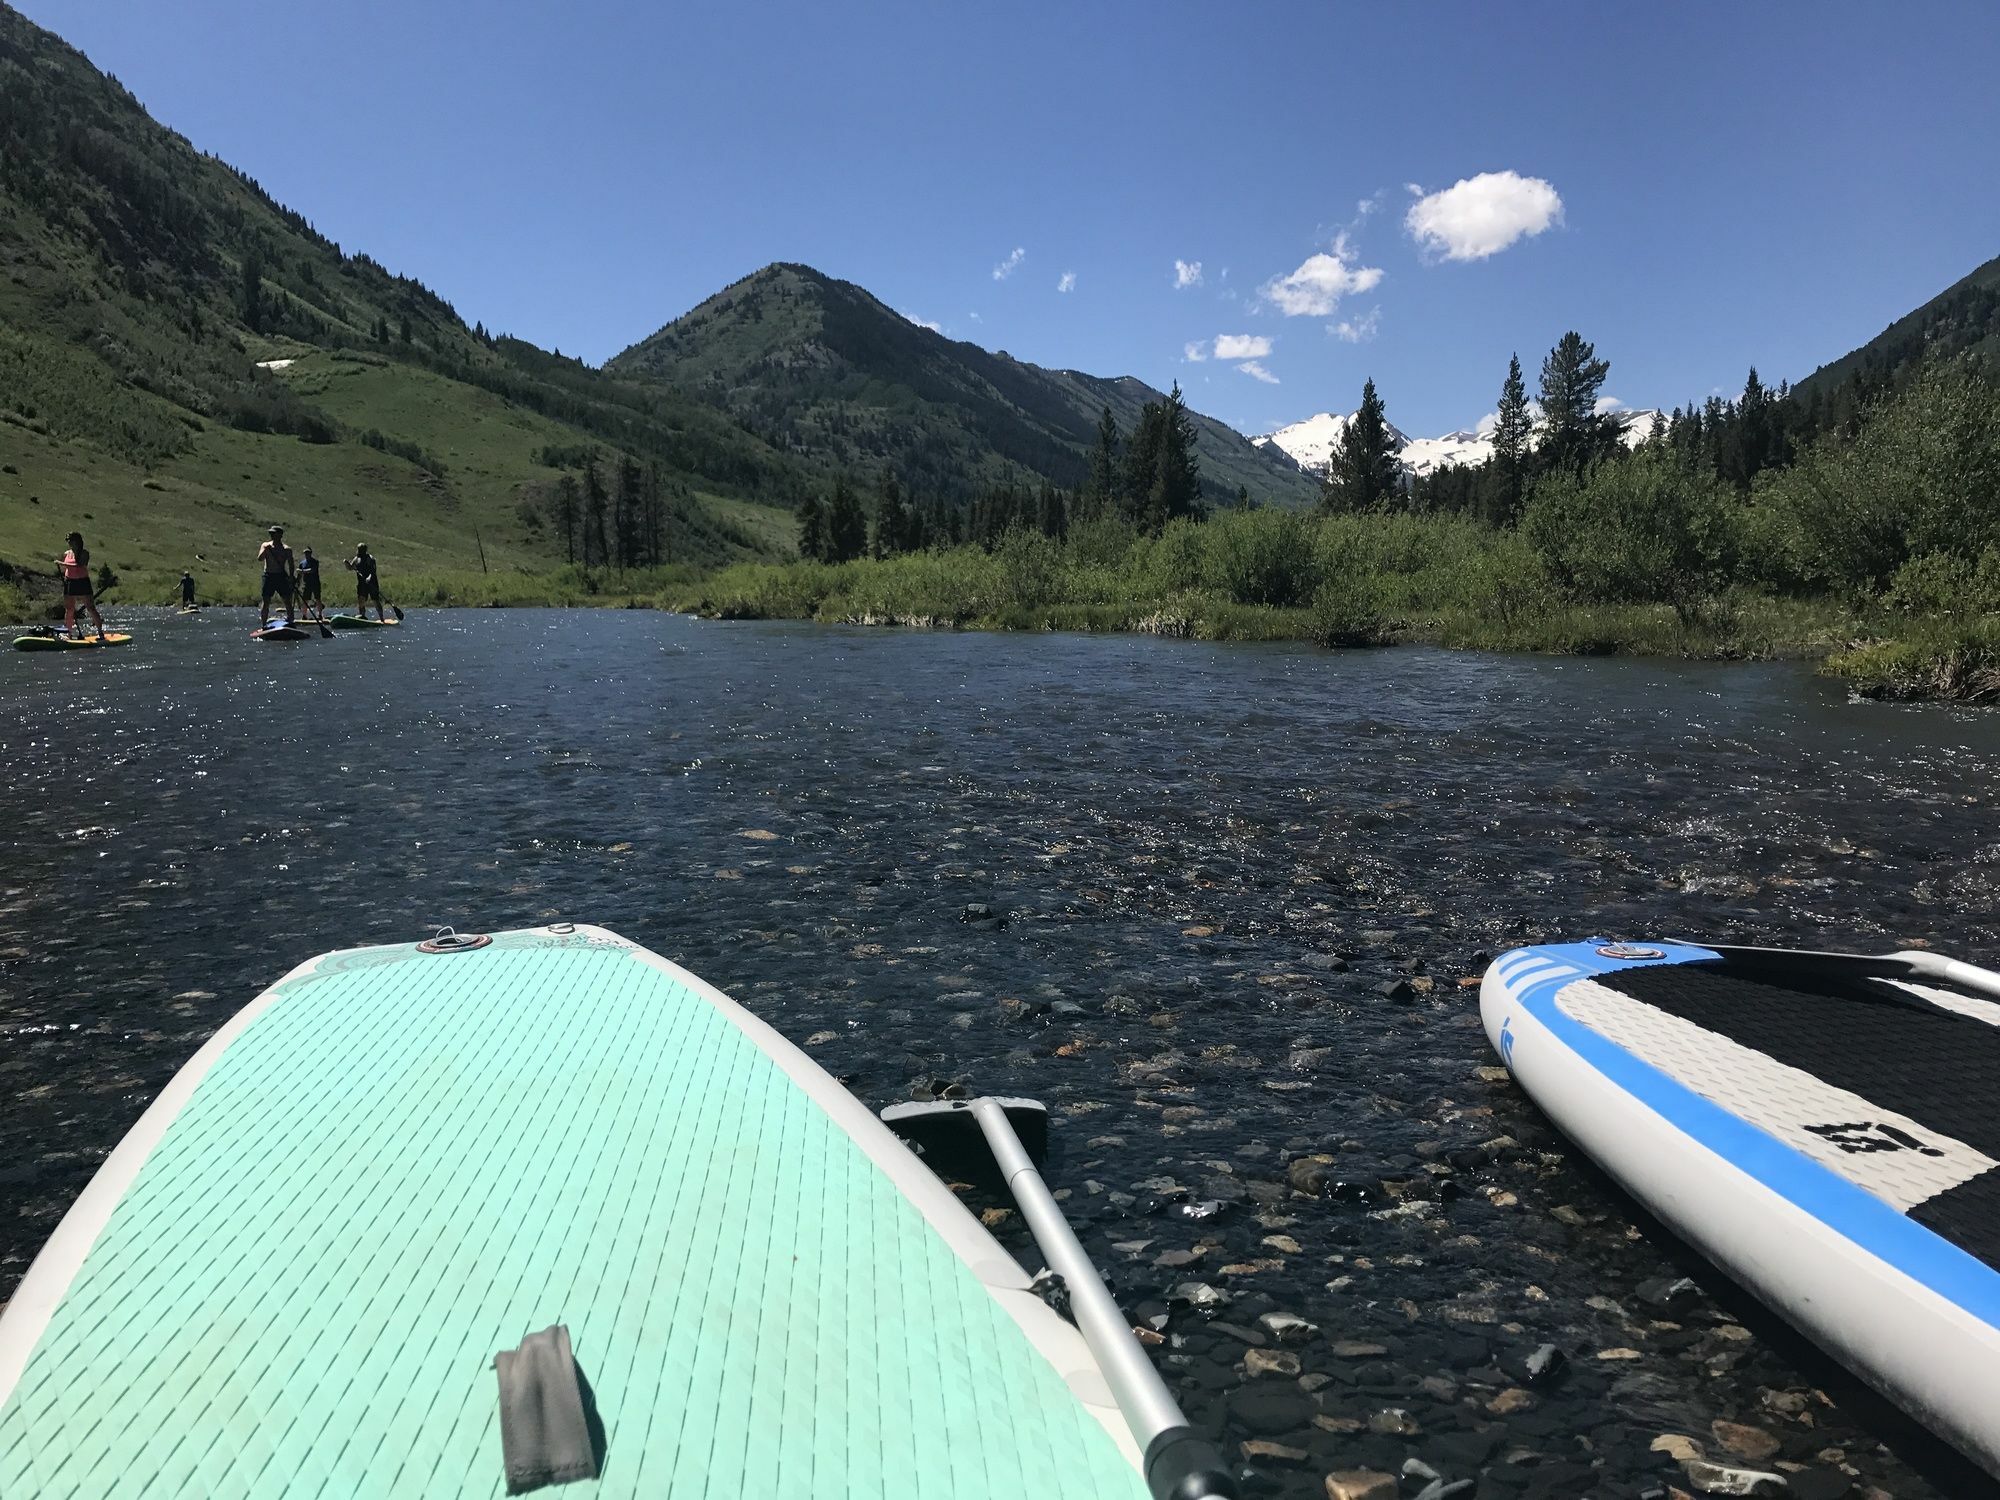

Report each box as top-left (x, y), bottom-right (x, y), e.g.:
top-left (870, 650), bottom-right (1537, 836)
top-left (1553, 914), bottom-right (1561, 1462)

top-left (330, 614), bottom-right (399, 629)
top-left (0, 926), bottom-right (1147, 1498)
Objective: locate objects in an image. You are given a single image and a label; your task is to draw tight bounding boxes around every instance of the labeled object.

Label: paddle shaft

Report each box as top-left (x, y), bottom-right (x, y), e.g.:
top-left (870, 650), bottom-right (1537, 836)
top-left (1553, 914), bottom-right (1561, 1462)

top-left (1690, 941), bottom-right (2000, 1004)
top-left (967, 1098), bottom-right (1236, 1500)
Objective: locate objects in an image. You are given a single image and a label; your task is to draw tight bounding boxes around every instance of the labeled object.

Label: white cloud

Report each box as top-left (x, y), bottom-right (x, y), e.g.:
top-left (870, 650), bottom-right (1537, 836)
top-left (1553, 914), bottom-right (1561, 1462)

top-left (1057, 271), bottom-right (1076, 294)
top-left (992, 246), bottom-right (1026, 280)
top-left (1356, 194), bottom-right (1381, 219)
top-left (1183, 341), bottom-right (1209, 362)
top-left (1330, 308), bottom-right (1380, 344)
top-left (1213, 333), bottom-right (1273, 360)
top-left (1236, 360), bottom-right (1279, 384)
top-left (1594, 395), bottom-right (1626, 413)
top-left (903, 311), bottom-right (941, 333)
top-left (1173, 259), bottom-right (1204, 289)
top-left (1258, 247), bottom-right (1384, 317)
top-left (1405, 171), bottom-right (1563, 262)
top-left (968, 311), bottom-right (982, 323)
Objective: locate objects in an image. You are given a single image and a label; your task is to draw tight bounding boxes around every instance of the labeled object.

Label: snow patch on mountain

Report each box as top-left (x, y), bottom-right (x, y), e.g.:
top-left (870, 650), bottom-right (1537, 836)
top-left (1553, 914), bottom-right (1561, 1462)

top-left (1254, 407), bottom-right (1659, 478)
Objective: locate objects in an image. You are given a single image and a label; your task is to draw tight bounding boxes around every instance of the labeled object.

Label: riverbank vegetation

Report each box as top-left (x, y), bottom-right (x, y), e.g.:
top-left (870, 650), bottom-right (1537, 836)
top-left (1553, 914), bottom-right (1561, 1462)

top-left (668, 343), bottom-right (2000, 701)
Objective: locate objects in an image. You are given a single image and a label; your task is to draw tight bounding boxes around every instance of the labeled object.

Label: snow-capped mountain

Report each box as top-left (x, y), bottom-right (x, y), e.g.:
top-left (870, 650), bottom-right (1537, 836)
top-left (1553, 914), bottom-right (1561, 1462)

top-left (1254, 407), bottom-right (1660, 479)
top-left (1248, 411), bottom-right (1411, 477)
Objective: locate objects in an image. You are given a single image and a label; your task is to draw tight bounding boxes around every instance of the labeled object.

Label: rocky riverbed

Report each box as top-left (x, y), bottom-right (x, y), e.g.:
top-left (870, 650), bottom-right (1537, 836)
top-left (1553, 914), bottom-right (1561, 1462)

top-left (3, 613), bottom-right (1999, 1497)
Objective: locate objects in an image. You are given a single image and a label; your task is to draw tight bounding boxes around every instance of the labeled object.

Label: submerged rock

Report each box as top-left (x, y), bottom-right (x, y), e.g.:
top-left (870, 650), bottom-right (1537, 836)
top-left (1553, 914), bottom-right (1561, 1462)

top-left (1321, 1470), bottom-right (1397, 1500)
top-left (1682, 1459), bottom-right (1789, 1496)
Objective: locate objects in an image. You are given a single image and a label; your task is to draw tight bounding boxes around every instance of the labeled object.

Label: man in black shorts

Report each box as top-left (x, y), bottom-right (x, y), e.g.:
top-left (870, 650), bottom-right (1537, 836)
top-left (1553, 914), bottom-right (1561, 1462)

top-left (257, 525), bottom-right (296, 625)
top-left (346, 543), bottom-right (387, 621)
top-left (296, 546), bottom-right (325, 622)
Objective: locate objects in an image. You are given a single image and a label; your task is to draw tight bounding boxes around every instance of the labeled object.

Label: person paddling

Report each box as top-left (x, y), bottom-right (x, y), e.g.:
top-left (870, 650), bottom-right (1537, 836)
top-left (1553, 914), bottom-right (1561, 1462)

top-left (57, 532), bottom-right (107, 641)
top-left (296, 547), bottom-right (325, 623)
top-left (178, 570), bottom-right (197, 608)
top-left (257, 525), bottom-right (296, 625)
top-left (346, 543), bottom-right (388, 621)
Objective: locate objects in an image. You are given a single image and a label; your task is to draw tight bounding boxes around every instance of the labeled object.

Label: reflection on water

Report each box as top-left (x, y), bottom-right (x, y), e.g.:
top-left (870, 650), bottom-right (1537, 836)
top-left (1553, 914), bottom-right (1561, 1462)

top-left (3, 608), bottom-right (1998, 1496)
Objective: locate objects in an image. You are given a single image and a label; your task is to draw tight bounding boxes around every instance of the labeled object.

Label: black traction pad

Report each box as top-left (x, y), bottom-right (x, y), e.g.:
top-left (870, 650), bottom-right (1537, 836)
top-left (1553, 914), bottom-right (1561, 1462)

top-left (1600, 962), bottom-right (2000, 1267)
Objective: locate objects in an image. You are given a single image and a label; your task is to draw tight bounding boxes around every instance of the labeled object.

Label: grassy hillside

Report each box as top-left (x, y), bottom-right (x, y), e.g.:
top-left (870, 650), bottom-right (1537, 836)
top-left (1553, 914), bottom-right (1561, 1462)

top-left (0, 4), bottom-right (803, 603)
top-left (610, 263), bottom-right (1320, 508)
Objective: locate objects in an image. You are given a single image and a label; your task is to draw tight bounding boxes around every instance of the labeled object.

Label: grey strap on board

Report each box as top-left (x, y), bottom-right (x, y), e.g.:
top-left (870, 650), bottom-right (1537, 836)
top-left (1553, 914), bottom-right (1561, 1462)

top-left (494, 1323), bottom-right (599, 1493)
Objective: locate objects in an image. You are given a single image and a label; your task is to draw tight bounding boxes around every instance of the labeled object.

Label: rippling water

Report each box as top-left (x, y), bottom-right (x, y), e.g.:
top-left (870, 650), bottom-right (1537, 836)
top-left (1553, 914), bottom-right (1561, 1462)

top-left (4, 609), bottom-right (1999, 1497)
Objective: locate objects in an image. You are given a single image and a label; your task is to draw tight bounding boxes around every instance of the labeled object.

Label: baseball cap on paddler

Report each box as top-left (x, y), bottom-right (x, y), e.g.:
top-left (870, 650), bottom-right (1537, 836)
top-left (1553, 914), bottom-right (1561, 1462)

top-left (268, 524), bottom-right (284, 535)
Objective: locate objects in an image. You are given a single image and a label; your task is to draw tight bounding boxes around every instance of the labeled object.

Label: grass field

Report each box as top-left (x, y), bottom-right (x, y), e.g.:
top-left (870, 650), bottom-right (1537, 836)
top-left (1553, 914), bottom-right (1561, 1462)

top-left (0, 346), bottom-right (797, 609)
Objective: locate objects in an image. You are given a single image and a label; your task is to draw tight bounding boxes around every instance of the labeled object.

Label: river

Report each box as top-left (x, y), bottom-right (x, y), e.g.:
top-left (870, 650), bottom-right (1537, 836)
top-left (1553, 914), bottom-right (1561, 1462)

top-left (4, 608), bottom-right (1998, 1497)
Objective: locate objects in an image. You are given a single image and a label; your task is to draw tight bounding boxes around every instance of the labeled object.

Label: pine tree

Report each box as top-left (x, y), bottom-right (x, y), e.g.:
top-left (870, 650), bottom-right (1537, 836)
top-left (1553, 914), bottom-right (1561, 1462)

top-left (1537, 332), bottom-right (1612, 479)
top-left (1122, 403), bottom-right (1164, 525)
top-left (1084, 406), bottom-right (1120, 519)
top-left (1490, 354), bottom-right (1534, 525)
top-left (553, 474), bottom-right (580, 564)
top-left (1037, 484), bottom-right (1068, 539)
top-left (581, 456), bottom-right (610, 567)
top-left (1152, 382), bottom-right (1203, 527)
top-left (796, 492), bottom-right (829, 561)
top-left (398, 313), bottom-right (412, 345)
top-left (872, 473), bottom-right (913, 558)
top-left (826, 477), bottom-right (868, 562)
top-left (642, 462), bottom-right (668, 565)
top-left (1321, 378), bottom-right (1402, 514)
top-left (241, 250), bottom-right (264, 333)
top-left (614, 454), bottom-right (644, 568)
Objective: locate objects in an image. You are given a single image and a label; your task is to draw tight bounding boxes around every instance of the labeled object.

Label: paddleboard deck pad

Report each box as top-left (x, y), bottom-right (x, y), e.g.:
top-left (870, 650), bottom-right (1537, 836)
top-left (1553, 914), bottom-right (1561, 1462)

top-left (0, 925), bottom-right (1144, 1498)
top-left (252, 623), bottom-right (310, 640)
top-left (1484, 940), bottom-right (2000, 1475)
top-left (12, 632), bottom-right (130, 651)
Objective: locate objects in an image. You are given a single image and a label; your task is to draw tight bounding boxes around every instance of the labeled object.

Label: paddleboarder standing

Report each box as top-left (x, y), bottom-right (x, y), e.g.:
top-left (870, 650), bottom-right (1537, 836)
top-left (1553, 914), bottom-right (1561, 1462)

top-left (178, 570), bottom-right (197, 608)
top-left (346, 543), bottom-right (388, 622)
top-left (257, 525), bottom-right (296, 625)
top-left (57, 531), bottom-right (107, 641)
top-left (296, 547), bottom-right (325, 623)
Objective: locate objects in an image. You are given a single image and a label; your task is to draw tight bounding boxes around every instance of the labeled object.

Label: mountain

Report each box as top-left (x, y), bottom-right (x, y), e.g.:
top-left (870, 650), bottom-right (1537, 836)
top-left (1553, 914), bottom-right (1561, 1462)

top-left (609, 264), bottom-right (1321, 509)
top-left (0, 5), bottom-right (803, 581)
top-left (1793, 252), bottom-right (2000, 401)
top-left (1254, 406), bottom-right (1659, 480)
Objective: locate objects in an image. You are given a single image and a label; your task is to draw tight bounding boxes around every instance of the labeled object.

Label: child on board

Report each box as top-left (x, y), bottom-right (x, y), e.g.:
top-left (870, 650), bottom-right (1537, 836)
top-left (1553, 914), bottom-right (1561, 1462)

top-left (58, 532), bottom-right (107, 640)
top-left (296, 547), bottom-right (325, 622)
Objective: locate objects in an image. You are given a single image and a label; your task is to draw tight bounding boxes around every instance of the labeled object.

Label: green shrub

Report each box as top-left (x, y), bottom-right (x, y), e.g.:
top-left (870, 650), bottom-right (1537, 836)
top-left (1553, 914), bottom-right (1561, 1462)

top-left (1760, 360), bottom-right (2000, 593)
top-left (1522, 455), bottom-right (1736, 622)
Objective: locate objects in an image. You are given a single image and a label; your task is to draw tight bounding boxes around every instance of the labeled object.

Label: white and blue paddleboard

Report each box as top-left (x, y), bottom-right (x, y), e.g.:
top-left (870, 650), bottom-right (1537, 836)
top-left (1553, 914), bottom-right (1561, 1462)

top-left (1484, 940), bottom-right (2000, 1476)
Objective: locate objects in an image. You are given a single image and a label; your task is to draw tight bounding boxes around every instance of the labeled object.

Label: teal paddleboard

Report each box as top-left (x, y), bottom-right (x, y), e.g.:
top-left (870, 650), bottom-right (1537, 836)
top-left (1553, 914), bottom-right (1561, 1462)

top-left (0, 926), bottom-right (1147, 1498)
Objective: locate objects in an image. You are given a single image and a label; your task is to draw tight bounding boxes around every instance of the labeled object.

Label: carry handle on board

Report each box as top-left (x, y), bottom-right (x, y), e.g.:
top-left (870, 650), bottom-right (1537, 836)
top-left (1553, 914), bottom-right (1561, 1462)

top-left (883, 1096), bottom-right (1239, 1500)
top-left (1677, 940), bottom-right (2000, 1004)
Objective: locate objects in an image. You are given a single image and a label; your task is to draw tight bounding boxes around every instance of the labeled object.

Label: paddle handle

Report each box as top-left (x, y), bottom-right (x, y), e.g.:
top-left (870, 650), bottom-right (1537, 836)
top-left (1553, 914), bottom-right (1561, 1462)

top-left (1891, 950), bottom-right (2000, 1003)
top-left (967, 1098), bottom-right (1238, 1500)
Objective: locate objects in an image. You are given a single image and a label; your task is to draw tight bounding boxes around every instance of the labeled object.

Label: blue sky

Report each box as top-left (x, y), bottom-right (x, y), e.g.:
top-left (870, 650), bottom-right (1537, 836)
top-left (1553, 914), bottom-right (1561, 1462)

top-left (23, 0), bottom-right (2000, 437)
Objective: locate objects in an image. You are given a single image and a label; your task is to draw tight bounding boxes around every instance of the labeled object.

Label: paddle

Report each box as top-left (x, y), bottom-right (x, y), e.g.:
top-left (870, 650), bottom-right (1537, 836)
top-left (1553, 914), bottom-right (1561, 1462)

top-left (1679, 940), bottom-right (2000, 1004)
top-left (883, 1096), bottom-right (1240, 1500)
